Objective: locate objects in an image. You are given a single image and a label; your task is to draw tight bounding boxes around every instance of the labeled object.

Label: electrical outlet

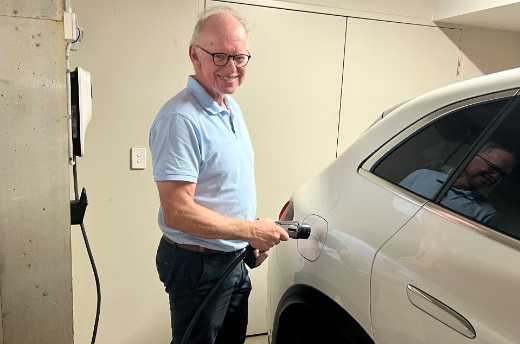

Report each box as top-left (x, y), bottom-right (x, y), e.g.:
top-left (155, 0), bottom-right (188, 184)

top-left (131, 148), bottom-right (146, 170)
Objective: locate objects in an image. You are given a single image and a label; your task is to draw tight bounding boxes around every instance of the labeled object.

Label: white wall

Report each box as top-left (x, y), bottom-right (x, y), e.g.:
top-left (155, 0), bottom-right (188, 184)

top-left (458, 25), bottom-right (520, 80)
top-left (432, 0), bottom-right (520, 32)
top-left (63, 0), bottom-right (520, 343)
top-left (70, 1), bottom-right (199, 343)
top-left (273, 0), bottom-right (434, 19)
top-left (433, 0), bottom-right (520, 19)
top-left (1, 0), bottom-right (519, 343)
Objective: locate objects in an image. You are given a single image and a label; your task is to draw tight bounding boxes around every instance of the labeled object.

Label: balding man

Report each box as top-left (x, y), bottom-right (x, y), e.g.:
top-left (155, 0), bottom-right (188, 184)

top-left (149, 6), bottom-right (288, 344)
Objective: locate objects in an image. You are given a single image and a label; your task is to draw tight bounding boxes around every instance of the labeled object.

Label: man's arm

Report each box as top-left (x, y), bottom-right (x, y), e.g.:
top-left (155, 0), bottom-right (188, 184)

top-left (156, 180), bottom-right (288, 251)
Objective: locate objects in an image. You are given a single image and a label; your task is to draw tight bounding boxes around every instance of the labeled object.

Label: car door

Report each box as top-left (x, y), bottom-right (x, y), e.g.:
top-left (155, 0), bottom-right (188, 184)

top-left (367, 92), bottom-right (520, 343)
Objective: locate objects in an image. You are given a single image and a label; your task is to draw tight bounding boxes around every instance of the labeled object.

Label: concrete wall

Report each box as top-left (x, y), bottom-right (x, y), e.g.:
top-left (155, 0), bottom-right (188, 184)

top-left (0, 0), bottom-right (73, 343)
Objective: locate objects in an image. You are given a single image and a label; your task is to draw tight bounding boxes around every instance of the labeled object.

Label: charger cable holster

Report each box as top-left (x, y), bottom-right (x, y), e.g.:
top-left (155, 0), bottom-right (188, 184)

top-left (70, 187), bottom-right (88, 225)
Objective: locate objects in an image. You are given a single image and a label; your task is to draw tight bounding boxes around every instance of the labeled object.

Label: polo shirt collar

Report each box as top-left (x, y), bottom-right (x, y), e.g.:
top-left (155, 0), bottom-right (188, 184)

top-left (435, 173), bottom-right (479, 201)
top-left (188, 75), bottom-right (229, 116)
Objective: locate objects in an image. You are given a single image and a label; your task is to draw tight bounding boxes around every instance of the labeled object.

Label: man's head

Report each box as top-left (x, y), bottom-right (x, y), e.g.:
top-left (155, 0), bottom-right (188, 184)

top-left (455, 142), bottom-right (516, 189)
top-left (189, 6), bottom-right (250, 105)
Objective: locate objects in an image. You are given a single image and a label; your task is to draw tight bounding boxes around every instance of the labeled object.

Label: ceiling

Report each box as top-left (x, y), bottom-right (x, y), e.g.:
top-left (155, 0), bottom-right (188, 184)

top-left (433, 2), bottom-right (520, 32)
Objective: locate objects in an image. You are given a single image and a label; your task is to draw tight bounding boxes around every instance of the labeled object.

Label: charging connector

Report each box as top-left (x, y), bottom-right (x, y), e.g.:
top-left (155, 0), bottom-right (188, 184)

top-left (275, 220), bottom-right (311, 239)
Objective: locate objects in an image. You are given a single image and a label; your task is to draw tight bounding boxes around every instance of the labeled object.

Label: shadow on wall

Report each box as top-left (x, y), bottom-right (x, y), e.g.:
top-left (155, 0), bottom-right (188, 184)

top-left (441, 24), bottom-right (520, 77)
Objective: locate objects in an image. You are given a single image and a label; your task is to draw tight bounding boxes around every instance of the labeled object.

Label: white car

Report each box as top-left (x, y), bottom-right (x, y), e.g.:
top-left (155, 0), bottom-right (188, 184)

top-left (266, 67), bottom-right (520, 344)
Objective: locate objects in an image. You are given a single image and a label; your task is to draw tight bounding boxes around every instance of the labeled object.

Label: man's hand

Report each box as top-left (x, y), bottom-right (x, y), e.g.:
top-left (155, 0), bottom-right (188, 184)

top-left (249, 218), bottom-right (290, 251)
top-left (254, 249), bottom-right (269, 267)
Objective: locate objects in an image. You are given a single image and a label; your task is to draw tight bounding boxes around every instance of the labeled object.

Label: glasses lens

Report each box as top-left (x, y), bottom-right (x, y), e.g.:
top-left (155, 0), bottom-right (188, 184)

top-left (234, 55), bottom-right (249, 67)
top-left (213, 53), bottom-right (229, 66)
top-left (490, 165), bottom-right (506, 177)
top-left (479, 155), bottom-right (507, 177)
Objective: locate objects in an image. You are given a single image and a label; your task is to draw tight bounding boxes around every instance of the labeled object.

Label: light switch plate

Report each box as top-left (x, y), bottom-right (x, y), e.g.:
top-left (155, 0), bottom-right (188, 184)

top-left (131, 148), bottom-right (146, 170)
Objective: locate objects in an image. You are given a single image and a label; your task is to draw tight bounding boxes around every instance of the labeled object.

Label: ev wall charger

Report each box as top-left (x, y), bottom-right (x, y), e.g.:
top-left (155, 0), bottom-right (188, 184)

top-left (70, 67), bottom-right (92, 157)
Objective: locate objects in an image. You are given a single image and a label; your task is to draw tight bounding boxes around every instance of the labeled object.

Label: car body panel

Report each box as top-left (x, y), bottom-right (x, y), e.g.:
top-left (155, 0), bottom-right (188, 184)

top-left (275, 159), bottom-right (425, 336)
top-left (372, 202), bottom-right (520, 343)
top-left (267, 67), bottom-right (520, 344)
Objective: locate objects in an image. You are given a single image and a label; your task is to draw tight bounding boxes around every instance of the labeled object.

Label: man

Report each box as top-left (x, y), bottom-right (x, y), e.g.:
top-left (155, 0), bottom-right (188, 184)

top-left (149, 6), bottom-right (289, 344)
top-left (400, 142), bottom-right (516, 225)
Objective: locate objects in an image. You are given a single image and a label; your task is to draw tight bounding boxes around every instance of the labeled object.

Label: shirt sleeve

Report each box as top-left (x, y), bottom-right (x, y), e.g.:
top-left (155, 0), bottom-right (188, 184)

top-left (149, 113), bottom-right (201, 183)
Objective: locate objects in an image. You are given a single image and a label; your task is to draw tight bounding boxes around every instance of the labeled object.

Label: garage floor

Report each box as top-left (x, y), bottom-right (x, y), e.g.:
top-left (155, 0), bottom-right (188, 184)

top-left (245, 334), bottom-right (268, 343)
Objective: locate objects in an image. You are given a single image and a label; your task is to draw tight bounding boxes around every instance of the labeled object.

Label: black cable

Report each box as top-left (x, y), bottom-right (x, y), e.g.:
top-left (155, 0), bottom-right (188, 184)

top-left (79, 221), bottom-right (101, 344)
top-left (180, 248), bottom-right (249, 344)
top-left (73, 157), bottom-right (101, 344)
top-left (180, 222), bottom-right (310, 343)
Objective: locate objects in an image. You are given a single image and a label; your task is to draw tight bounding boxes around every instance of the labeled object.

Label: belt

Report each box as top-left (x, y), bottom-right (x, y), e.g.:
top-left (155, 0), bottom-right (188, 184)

top-left (162, 235), bottom-right (244, 255)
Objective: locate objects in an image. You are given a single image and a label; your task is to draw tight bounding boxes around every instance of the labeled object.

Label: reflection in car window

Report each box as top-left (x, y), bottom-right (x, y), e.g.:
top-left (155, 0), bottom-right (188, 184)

top-left (373, 98), bottom-right (510, 188)
top-left (438, 142), bottom-right (515, 225)
top-left (474, 106), bottom-right (520, 239)
top-left (372, 97), bottom-right (520, 240)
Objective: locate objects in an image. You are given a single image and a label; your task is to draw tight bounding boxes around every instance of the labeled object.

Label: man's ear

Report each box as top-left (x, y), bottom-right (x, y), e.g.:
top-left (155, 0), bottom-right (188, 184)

top-left (189, 45), bottom-right (200, 64)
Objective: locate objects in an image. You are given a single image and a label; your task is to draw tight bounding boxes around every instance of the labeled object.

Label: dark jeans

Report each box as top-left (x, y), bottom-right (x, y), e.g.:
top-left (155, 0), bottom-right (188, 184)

top-left (156, 237), bottom-right (252, 344)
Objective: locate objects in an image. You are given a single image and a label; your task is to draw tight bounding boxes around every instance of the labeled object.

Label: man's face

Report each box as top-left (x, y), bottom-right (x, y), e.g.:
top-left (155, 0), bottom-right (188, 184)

top-left (190, 15), bottom-right (248, 103)
top-left (464, 149), bottom-right (515, 189)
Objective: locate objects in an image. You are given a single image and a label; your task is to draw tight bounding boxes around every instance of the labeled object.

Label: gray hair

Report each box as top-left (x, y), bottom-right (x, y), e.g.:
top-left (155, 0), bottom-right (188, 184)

top-left (190, 5), bottom-right (250, 44)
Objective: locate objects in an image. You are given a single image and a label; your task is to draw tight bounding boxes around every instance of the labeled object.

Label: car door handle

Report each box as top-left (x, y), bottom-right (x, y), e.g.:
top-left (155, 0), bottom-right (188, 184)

top-left (406, 284), bottom-right (476, 339)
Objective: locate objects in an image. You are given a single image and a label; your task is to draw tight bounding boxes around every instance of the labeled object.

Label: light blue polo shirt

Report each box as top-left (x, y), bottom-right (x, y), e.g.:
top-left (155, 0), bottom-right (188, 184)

top-left (149, 76), bottom-right (255, 251)
top-left (399, 169), bottom-right (497, 225)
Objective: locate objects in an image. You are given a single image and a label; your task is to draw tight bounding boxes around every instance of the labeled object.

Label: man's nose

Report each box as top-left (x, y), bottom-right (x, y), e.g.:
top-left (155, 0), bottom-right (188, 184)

top-left (223, 58), bottom-right (238, 71)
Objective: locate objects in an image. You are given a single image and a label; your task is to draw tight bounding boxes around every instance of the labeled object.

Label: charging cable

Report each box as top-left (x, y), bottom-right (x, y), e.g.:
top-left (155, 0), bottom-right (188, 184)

top-left (180, 221), bottom-right (311, 344)
top-left (72, 157), bottom-right (101, 344)
top-left (180, 248), bottom-right (249, 344)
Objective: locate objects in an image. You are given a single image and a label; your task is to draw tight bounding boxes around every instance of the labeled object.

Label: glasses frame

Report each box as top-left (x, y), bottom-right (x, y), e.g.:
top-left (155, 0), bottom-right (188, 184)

top-left (476, 154), bottom-right (509, 177)
top-left (195, 45), bottom-right (251, 67)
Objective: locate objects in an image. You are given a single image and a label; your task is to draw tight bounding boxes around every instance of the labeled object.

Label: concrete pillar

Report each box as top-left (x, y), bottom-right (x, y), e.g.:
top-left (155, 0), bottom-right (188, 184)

top-left (0, 1), bottom-right (73, 342)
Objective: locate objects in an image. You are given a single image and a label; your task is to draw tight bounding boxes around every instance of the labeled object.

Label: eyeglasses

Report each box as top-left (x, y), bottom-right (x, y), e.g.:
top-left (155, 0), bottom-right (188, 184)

top-left (476, 154), bottom-right (509, 177)
top-left (195, 45), bottom-right (251, 67)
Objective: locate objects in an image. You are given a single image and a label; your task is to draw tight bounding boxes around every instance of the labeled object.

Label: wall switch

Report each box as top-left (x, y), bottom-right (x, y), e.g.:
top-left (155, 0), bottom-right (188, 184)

top-left (131, 148), bottom-right (146, 170)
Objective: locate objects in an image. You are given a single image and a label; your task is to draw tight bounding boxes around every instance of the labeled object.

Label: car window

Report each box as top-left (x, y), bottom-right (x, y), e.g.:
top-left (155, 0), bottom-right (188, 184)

top-left (467, 102), bottom-right (520, 238)
top-left (372, 97), bottom-right (520, 240)
top-left (373, 98), bottom-right (510, 189)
